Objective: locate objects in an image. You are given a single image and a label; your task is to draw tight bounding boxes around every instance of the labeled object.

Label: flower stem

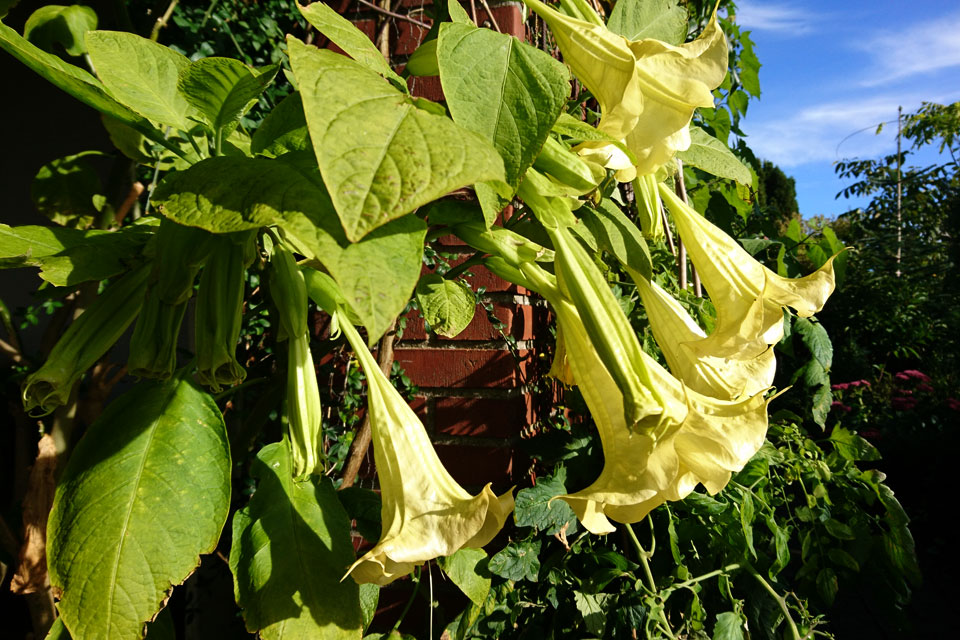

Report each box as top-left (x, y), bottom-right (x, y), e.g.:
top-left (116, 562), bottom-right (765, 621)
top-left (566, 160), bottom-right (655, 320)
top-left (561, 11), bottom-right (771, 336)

top-left (748, 566), bottom-right (801, 640)
top-left (625, 523), bottom-right (676, 640)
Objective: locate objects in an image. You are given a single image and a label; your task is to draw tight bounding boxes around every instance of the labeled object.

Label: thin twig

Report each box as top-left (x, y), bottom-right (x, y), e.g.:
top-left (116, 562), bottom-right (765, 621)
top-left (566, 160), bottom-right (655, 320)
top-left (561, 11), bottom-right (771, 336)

top-left (114, 182), bottom-right (146, 226)
top-left (150, 0), bottom-right (180, 42)
top-left (477, 0), bottom-right (502, 32)
top-left (0, 337), bottom-right (23, 364)
top-left (356, 0), bottom-right (431, 29)
top-left (339, 318), bottom-right (399, 489)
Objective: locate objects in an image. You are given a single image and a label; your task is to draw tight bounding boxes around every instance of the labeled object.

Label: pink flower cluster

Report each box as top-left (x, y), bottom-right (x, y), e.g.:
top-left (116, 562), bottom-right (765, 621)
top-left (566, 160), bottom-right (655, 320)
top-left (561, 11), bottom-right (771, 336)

top-left (948, 398), bottom-right (960, 412)
top-left (895, 369), bottom-right (932, 383)
top-left (831, 380), bottom-right (871, 391)
top-left (831, 401), bottom-right (853, 413)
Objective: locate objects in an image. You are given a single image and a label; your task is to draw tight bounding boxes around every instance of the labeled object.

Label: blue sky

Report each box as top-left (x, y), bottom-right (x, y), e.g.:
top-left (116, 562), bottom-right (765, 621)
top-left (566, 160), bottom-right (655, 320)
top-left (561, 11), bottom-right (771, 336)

top-left (732, 0), bottom-right (960, 218)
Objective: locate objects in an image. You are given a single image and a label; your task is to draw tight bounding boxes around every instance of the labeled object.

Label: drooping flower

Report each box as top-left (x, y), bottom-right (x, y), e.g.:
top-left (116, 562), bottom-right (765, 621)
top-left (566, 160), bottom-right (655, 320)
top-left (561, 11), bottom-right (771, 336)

top-left (659, 183), bottom-right (840, 359)
top-left (338, 311), bottom-right (514, 585)
top-left (520, 262), bottom-right (772, 535)
top-left (633, 274), bottom-right (776, 400)
top-left (523, 0), bottom-right (728, 175)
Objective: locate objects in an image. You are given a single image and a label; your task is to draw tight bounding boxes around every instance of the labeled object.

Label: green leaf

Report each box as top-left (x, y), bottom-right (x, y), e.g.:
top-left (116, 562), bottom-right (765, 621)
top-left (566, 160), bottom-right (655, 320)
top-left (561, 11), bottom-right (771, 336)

top-left (415, 274), bottom-right (475, 338)
top-left (739, 491), bottom-right (756, 558)
top-left (488, 540), bottom-right (541, 582)
top-left (823, 518), bottom-right (856, 541)
top-left (251, 91), bottom-right (309, 156)
top-left (24, 4), bottom-right (97, 56)
top-left (48, 377), bottom-right (231, 640)
top-left (31, 151), bottom-right (105, 228)
top-left (45, 618), bottom-right (71, 640)
top-left (827, 548), bottom-right (860, 572)
top-left (153, 154), bottom-right (425, 343)
top-left (573, 591), bottom-right (613, 636)
top-left (883, 524), bottom-right (922, 587)
top-left (231, 441), bottom-right (362, 640)
top-left (438, 22), bottom-right (569, 192)
top-left (447, 0), bottom-right (472, 24)
top-left (359, 584), bottom-right (379, 631)
top-left (712, 611), bottom-right (745, 640)
top-left (608, 0), bottom-right (688, 45)
top-left (0, 221), bottom-right (156, 286)
top-left (816, 567), bottom-right (838, 606)
top-left (297, 0), bottom-right (405, 90)
top-left (0, 23), bottom-right (177, 155)
top-left (86, 30), bottom-right (193, 130)
top-left (811, 383), bottom-right (832, 428)
top-left (793, 317), bottom-right (833, 371)
top-left (581, 198), bottom-right (653, 279)
top-left (677, 128), bottom-right (753, 186)
top-left (289, 37), bottom-right (504, 241)
top-left (829, 427), bottom-right (881, 462)
top-left (513, 472), bottom-right (578, 536)
top-left (767, 516), bottom-right (791, 577)
top-left (178, 58), bottom-right (279, 135)
top-left (438, 548), bottom-right (491, 607)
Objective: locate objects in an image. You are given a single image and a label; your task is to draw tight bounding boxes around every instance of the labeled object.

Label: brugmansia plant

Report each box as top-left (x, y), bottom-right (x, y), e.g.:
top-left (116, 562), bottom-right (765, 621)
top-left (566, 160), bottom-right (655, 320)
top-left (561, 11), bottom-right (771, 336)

top-left (0, 1), bottom-right (917, 639)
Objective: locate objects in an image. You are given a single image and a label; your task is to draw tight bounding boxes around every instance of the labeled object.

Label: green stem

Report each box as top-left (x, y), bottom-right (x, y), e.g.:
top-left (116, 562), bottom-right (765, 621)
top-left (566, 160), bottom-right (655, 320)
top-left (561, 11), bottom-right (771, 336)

top-left (670, 564), bottom-right (741, 591)
top-left (392, 566), bottom-right (421, 633)
top-left (213, 376), bottom-right (266, 401)
top-left (748, 567), bottom-right (801, 640)
top-left (625, 523), bottom-right (677, 640)
top-left (444, 253), bottom-right (484, 280)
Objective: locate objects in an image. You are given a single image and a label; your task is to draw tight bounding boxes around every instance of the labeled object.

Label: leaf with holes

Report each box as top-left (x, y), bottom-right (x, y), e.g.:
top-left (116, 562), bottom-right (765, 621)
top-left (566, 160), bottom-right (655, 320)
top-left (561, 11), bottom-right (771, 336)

top-left (289, 37), bottom-right (504, 241)
top-left (47, 376), bottom-right (231, 640)
top-left (231, 441), bottom-right (362, 640)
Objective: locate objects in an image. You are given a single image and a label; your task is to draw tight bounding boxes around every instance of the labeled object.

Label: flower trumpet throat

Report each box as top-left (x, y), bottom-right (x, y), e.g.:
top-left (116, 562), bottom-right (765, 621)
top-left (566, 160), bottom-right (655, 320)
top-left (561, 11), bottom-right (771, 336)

top-left (22, 264), bottom-right (152, 415)
top-left (338, 312), bottom-right (513, 586)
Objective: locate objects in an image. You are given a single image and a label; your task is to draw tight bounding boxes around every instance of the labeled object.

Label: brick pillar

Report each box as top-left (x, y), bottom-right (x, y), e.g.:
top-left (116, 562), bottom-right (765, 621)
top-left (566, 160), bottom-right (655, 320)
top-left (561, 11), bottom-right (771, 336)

top-left (320, 1), bottom-right (541, 491)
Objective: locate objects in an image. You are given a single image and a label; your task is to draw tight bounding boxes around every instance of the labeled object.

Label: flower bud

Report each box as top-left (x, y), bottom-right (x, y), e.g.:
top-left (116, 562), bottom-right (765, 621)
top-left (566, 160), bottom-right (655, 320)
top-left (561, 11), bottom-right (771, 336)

top-left (268, 242), bottom-right (308, 342)
top-left (127, 287), bottom-right (187, 379)
top-left (285, 331), bottom-right (323, 477)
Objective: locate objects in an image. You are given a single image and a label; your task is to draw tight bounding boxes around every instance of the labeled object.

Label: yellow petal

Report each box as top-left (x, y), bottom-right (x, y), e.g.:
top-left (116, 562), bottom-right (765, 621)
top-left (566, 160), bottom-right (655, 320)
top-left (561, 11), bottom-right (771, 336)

top-left (339, 316), bottom-right (514, 585)
top-left (521, 263), bottom-right (771, 535)
top-left (633, 274), bottom-right (776, 400)
top-left (524, 0), bottom-right (644, 140)
top-left (660, 183), bottom-right (840, 358)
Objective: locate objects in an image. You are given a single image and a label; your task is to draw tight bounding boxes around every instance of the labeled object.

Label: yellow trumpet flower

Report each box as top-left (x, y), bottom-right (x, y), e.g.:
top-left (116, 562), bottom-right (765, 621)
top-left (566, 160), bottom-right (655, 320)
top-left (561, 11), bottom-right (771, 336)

top-left (523, 0), bottom-right (728, 175)
top-left (633, 273), bottom-right (775, 400)
top-left (659, 184), bottom-right (840, 359)
top-left (338, 313), bottom-right (514, 585)
top-left (520, 262), bottom-right (771, 535)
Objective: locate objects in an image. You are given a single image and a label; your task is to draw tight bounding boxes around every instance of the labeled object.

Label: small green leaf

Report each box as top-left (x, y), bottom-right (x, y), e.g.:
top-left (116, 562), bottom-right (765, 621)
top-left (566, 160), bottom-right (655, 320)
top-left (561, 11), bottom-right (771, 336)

top-left (86, 30), bottom-right (193, 130)
top-left (513, 473), bottom-right (578, 535)
top-left (415, 274), bottom-right (475, 338)
top-left (739, 491), bottom-right (756, 558)
top-left (811, 383), bottom-right (832, 428)
top-left (608, 0), bottom-right (688, 45)
top-left (883, 524), bottom-right (922, 587)
top-left (829, 427), bottom-right (881, 462)
top-left (438, 548), bottom-right (491, 607)
top-left (178, 57), bottom-right (278, 136)
top-left (767, 516), bottom-right (791, 577)
top-left (823, 518), bottom-right (856, 541)
top-left (24, 4), bottom-right (97, 56)
top-left (231, 441), bottom-right (363, 640)
top-left (573, 591), bottom-right (613, 636)
top-left (488, 540), bottom-right (541, 582)
top-left (359, 583), bottom-right (379, 631)
top-left (827, 548), bottom-right (860, 572)
top-left (816, 567), bottom-right (838, 606)
top-left (0, 221), bottom-right (156, 286)
top-left (48, 377), bottom-right (231, 640)
top-left (251, 91), bottom-right (309, 156)
top-left (793, 317), bottom-right (833, 371)
top-left (298, 0), bottom-right (405, 89)
top-left (712, 611), bottom-right (745, 640)
top-left (289, 37), bottom-right (503, 241)
top-left (677, 128), bottom-right (753, 186)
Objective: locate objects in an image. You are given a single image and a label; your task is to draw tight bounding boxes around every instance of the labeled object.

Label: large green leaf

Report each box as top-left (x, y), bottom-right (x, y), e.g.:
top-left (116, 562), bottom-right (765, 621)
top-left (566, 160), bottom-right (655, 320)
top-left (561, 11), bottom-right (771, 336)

top-left (0, 22), bottom-right (178, 155)
top-left (297, 1), bottom-right (405, 89)
top-left (488, 541), bottom-right (541, 582)
top-left (437, 548), bottom-right (491, 607)
top-left (0, 221), bottom-right (156, 285)
top-left (154, 155), bottom-right (425, 343)
top-left (231, 441), bottom-right (362, 640)
top-left (24, 4), bottom-right (97, 56)
top-left (580, 199), bottom-right (653, 279)
top-left (677, 127), bottom-right (753, 186)
top-left (288, 37), bottom-right (504, 241)
top-left (86, 30), bottom-right (193, 130)
top-left (607, 0), bottom-right (688, 45)
top-left (47, 377), bottom-right (231, 640)
top-left (415, 273), bottom-right (475, 338)
top-left (178, 57), bottom-right (279, 137)
top-left (438, 22), bottom-right (569, 219)
top-left (31, 151), bottom-right (105, 228)
top-left (712, 611), bottom-right (746, 640)
top-left (513, 472), bottom-right (578, 536)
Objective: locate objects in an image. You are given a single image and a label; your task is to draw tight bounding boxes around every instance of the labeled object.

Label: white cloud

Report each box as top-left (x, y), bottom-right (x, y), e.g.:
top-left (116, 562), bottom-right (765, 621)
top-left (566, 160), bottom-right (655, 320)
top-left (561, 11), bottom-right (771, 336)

top-left (857, 10), bottom-right (960, 84)
top-left (734, 1), bottom-right (815, 34)
top-left (744, 91), bottom-right (960, 167)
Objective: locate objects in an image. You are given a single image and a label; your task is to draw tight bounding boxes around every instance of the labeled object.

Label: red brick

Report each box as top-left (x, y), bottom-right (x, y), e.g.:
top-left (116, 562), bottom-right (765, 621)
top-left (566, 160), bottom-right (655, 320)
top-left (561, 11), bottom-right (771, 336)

top-left (402, 301), bottom-right (534, 341)
top-left (434, 443), bottom-right (515, 487)
top-left (406, 74), bottom-right (444, 102)
top-left (435, 395), bottom-right (533, 438)
top-left (394, 347), bottom-right (531, 388)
